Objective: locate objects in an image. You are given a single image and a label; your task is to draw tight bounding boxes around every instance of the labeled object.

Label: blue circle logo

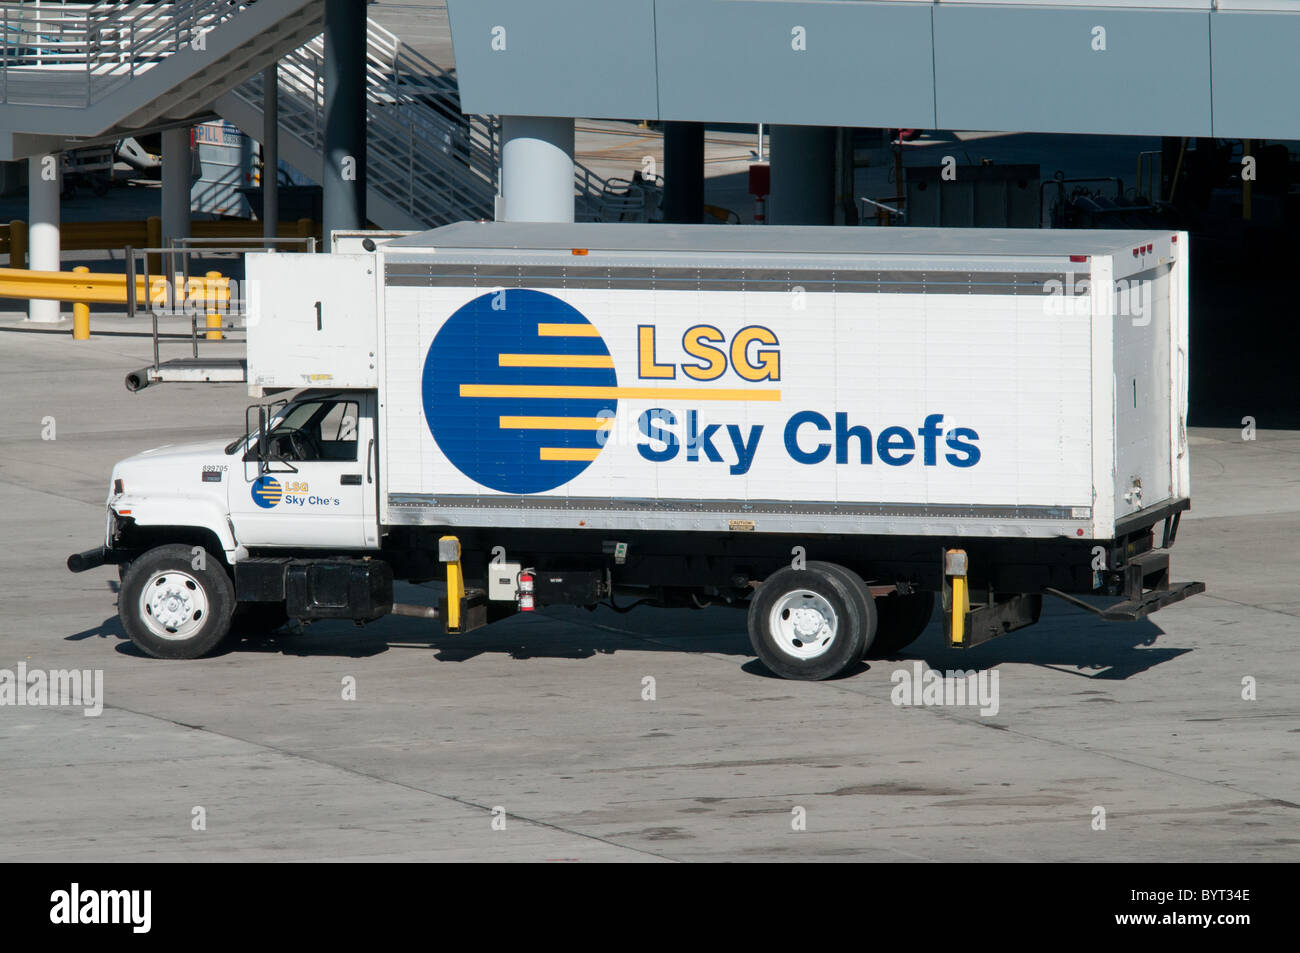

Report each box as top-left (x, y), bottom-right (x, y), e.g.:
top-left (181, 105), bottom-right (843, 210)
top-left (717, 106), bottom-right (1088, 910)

top-left (251, 475), bottom-right (282, 509)
top-left (422, 289), bottom-right (617, 494)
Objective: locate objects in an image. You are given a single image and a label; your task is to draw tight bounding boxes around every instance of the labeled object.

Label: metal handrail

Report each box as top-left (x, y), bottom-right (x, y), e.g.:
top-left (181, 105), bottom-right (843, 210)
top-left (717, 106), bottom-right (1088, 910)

top-left (3, 2), bottom-right (612, 225)
top-left (1, 0), bottom-right (256, 106)
top-left (227, 17), bottom-right (503, 227)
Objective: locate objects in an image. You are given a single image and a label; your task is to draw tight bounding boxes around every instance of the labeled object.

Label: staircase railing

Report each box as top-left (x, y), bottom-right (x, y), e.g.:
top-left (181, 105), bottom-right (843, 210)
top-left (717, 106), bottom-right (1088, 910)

top-left (1, 0), bottom-right (259, 106)
top-left (228, 17), bottom-right (501, 226)
top-left (2, 1), bottom-right (621, 226)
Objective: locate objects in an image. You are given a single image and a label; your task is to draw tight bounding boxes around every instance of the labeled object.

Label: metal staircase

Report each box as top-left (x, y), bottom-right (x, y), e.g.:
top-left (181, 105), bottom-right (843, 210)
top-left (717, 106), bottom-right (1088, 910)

top-left (2, 0), bottom-right (631, 227)
top-left (215, 19), bottom-right (500, 229)
top-left (215, 19), bottom-right (629, 229)
top-left (0, 0), bottom-right (325, 158)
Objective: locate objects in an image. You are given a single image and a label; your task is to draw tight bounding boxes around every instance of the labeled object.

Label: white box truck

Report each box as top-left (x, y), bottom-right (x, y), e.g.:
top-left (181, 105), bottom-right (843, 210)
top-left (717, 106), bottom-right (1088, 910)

top-left (69, 224), bottom-right (1203, 680)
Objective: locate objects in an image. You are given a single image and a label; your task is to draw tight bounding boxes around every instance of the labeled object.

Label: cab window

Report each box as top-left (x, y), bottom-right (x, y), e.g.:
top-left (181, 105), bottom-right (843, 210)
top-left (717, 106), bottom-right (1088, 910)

top-left (251, 398), bottom-right (360, 463)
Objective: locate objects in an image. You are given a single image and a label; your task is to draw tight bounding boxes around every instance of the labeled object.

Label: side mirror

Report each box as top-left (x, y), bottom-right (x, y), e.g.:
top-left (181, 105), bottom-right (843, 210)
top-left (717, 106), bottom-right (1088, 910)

top-left (257, 406), bottom-right (269, 474)
top-left (243, 403), bottom-right (271, 473)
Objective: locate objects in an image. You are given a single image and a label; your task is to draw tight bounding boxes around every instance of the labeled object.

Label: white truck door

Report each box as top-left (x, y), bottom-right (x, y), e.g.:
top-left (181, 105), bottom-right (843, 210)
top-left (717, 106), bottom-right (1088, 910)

top-left (229, 394), bottom-right (375, 549)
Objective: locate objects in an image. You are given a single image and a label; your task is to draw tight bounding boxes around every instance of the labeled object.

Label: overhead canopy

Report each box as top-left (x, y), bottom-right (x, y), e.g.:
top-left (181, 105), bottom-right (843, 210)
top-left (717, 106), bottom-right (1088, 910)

top-left (447, 0), bottom-right (1300, 139)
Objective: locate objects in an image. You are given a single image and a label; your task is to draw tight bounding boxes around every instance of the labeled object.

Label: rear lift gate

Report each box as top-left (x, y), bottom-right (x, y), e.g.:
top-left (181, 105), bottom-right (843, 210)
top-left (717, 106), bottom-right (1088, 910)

top-left (939, 518), bottom-right (1204, 648)
top-left (1045, 548), bottom-right (1205, 621)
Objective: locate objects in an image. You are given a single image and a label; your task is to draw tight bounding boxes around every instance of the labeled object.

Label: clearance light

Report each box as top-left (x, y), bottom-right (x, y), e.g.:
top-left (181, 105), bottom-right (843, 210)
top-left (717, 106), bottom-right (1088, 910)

top-left (571, 248), bottom-right (589, 256)
top-left (1069, 255), bottom-right (1089, 263)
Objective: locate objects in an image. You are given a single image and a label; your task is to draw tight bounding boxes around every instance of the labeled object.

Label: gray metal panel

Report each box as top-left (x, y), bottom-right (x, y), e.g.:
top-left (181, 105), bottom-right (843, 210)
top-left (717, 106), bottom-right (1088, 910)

top-left (654, 0), bottom-right (935, 126)
top-left (390, 492), bottom-right (1080, 521)
top-left (384, 495), bottom-right (1090, 539)
top-left (446, 0), bottom-right (659, 118)
top-left (384, 264), bottom-right (1068, 294)
top-left (933, 4), bottom-right (1212, 136)
top-left (383, 221), bottom-right (1168, 261)
top-left (1211, 12), bottom-right (1300, 139)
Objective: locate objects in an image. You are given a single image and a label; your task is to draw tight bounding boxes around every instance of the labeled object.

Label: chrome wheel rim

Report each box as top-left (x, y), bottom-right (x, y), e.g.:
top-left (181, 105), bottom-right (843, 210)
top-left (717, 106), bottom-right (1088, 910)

top-left (769, 589), bottom-right (838, 660)
top-left (139, 570), bottom-right (208, 641)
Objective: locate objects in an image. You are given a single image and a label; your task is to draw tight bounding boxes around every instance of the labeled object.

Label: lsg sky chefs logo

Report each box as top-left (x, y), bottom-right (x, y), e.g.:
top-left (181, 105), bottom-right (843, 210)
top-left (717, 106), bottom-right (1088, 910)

top-left (423, 289), bottom-right (618, 493)
top-left (422, 289), bottom-right (982, 494)
top-left (251, 474), bottom-right (282, 508)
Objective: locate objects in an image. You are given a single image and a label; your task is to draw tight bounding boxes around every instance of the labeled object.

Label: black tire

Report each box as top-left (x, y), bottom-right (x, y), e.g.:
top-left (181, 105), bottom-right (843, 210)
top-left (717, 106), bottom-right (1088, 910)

top-left (818, 563), bottom-right (878, 661)
top-left (747, 561), bottom-right (873, 680)
top-left (118, 544), bottom-right (235, 659)
top-left (866, 591), bottom-right (935, 658)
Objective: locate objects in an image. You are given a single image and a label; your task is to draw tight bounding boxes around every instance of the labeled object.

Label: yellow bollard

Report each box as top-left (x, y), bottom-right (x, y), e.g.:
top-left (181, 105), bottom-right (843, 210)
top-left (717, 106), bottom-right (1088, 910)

top-left (72, 265), bottom-right (90, 340)
top-left (8, 219), bottom-right (27, 268)
top-left (204, 270), bottom-right (223, 340)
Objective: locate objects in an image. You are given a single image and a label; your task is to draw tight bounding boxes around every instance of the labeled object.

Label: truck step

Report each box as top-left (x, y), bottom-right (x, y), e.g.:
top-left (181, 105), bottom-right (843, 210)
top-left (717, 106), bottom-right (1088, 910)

top-left (1098, 580), bottom-right (1206, 622)
top-left (125, 358), bottom-right (247, 392)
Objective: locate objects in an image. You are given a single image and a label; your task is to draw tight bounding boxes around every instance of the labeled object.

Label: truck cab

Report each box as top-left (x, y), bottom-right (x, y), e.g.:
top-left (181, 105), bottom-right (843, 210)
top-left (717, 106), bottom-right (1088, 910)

top-left (70, 390), bottom-right (381, 659)
top-left (225, 390), bottom-right (380, 550)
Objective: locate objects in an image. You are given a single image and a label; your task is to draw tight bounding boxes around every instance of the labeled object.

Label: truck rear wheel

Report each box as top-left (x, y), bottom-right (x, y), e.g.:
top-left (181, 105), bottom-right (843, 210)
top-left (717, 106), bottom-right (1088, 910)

top-left (119, 544), bottom-right (235, 659)
top-left (866, 591), bottom-right (934, 658)
top-left (748, 561), bottom-right (875, 680)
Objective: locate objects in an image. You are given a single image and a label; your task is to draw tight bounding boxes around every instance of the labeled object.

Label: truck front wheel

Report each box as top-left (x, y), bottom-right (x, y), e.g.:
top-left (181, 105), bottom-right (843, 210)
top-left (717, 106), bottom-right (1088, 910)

top-left (748, 562), bottom-right (875, 680)
top-left (119, 544), bottom-right (235, 659)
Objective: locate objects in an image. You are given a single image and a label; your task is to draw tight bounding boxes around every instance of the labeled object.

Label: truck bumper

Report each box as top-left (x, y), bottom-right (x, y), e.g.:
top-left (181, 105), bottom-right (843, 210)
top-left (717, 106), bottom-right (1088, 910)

top-left (66, 546), bottom-right (128, 573)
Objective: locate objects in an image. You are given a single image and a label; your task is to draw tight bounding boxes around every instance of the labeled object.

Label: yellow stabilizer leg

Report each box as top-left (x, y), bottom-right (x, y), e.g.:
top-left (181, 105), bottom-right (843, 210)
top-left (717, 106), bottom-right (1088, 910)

top-left (951, 575), bottom-right (968, 645)
top-left (440, 535), bottom-right (464, 633)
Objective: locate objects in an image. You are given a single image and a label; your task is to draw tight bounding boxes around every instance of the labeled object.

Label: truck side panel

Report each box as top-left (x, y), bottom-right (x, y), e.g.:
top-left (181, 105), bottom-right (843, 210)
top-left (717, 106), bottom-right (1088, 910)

top-left (379, 272), bottom-right (1106, 539)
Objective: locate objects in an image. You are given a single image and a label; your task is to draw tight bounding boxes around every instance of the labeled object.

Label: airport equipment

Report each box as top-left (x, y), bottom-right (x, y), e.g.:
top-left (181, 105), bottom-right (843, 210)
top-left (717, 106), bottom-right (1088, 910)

top-left (68, 223), bottom-right (1203, 678)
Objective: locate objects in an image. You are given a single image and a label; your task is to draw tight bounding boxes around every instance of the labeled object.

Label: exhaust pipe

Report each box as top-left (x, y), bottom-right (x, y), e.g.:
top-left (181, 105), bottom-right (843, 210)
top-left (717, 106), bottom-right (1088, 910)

top-left (67, 547), bottom-right (108, 573)
top-left (124, 368), bottom-right (152, 392)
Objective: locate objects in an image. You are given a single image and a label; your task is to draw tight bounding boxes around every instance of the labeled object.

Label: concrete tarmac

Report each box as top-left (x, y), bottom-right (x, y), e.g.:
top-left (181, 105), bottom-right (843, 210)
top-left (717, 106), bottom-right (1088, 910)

top-left (0, 316), bottom-right (1297, 861)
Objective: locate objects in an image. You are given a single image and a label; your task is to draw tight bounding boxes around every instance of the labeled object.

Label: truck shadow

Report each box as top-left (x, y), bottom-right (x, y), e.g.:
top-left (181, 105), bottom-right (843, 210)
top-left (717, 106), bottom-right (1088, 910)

top-left (874, 602), bottom-right (1189, 681)
top-left (68, 598), bottom-right (1189, 677)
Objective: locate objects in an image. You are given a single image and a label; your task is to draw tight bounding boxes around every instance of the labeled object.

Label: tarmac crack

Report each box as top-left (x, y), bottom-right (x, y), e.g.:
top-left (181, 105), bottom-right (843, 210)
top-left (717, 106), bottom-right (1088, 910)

top-left (97, 701), bottom-right (679, 863)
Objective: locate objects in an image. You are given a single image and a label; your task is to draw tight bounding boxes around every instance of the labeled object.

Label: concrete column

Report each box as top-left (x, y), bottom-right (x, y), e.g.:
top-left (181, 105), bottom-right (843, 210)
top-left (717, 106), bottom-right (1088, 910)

top-left (662, 121), bottom-right (704, 224)
top-left (323, 0), bottom-right (367, 241)
top-left (263, 64), bottom-right (280, 242)
top-left (27, 153), bottom-right (60, 322)
top-left (768, 125), bottom-right (836, 226)
top-left (161, 126), bottom-right (191, 251)
top-left (500, 116), bottom-right (574, 223)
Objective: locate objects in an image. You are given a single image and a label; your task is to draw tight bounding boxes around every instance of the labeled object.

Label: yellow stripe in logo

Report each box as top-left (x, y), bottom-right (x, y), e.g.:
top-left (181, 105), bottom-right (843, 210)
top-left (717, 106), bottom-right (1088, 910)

top-left (500, 416), bottom-right (614, 430)
top-left (537, 323), bottom-right (601, 337)
top-left (539, 447), bottom-right (602, 462)
top-left (498, 353), bottom-right (615, 369)
top-left (462, 384), bottom-right (780, 401)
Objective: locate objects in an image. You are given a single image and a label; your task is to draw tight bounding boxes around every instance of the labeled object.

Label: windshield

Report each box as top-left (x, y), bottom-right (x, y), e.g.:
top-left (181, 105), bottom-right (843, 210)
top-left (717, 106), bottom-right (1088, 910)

top-left (225, 396), bottom-right (309, 455)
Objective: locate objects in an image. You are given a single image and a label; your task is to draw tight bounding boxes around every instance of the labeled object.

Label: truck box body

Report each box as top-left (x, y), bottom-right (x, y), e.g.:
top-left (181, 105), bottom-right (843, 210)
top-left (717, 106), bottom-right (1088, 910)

top-left (246, 223), bottom-right (1189, 543)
